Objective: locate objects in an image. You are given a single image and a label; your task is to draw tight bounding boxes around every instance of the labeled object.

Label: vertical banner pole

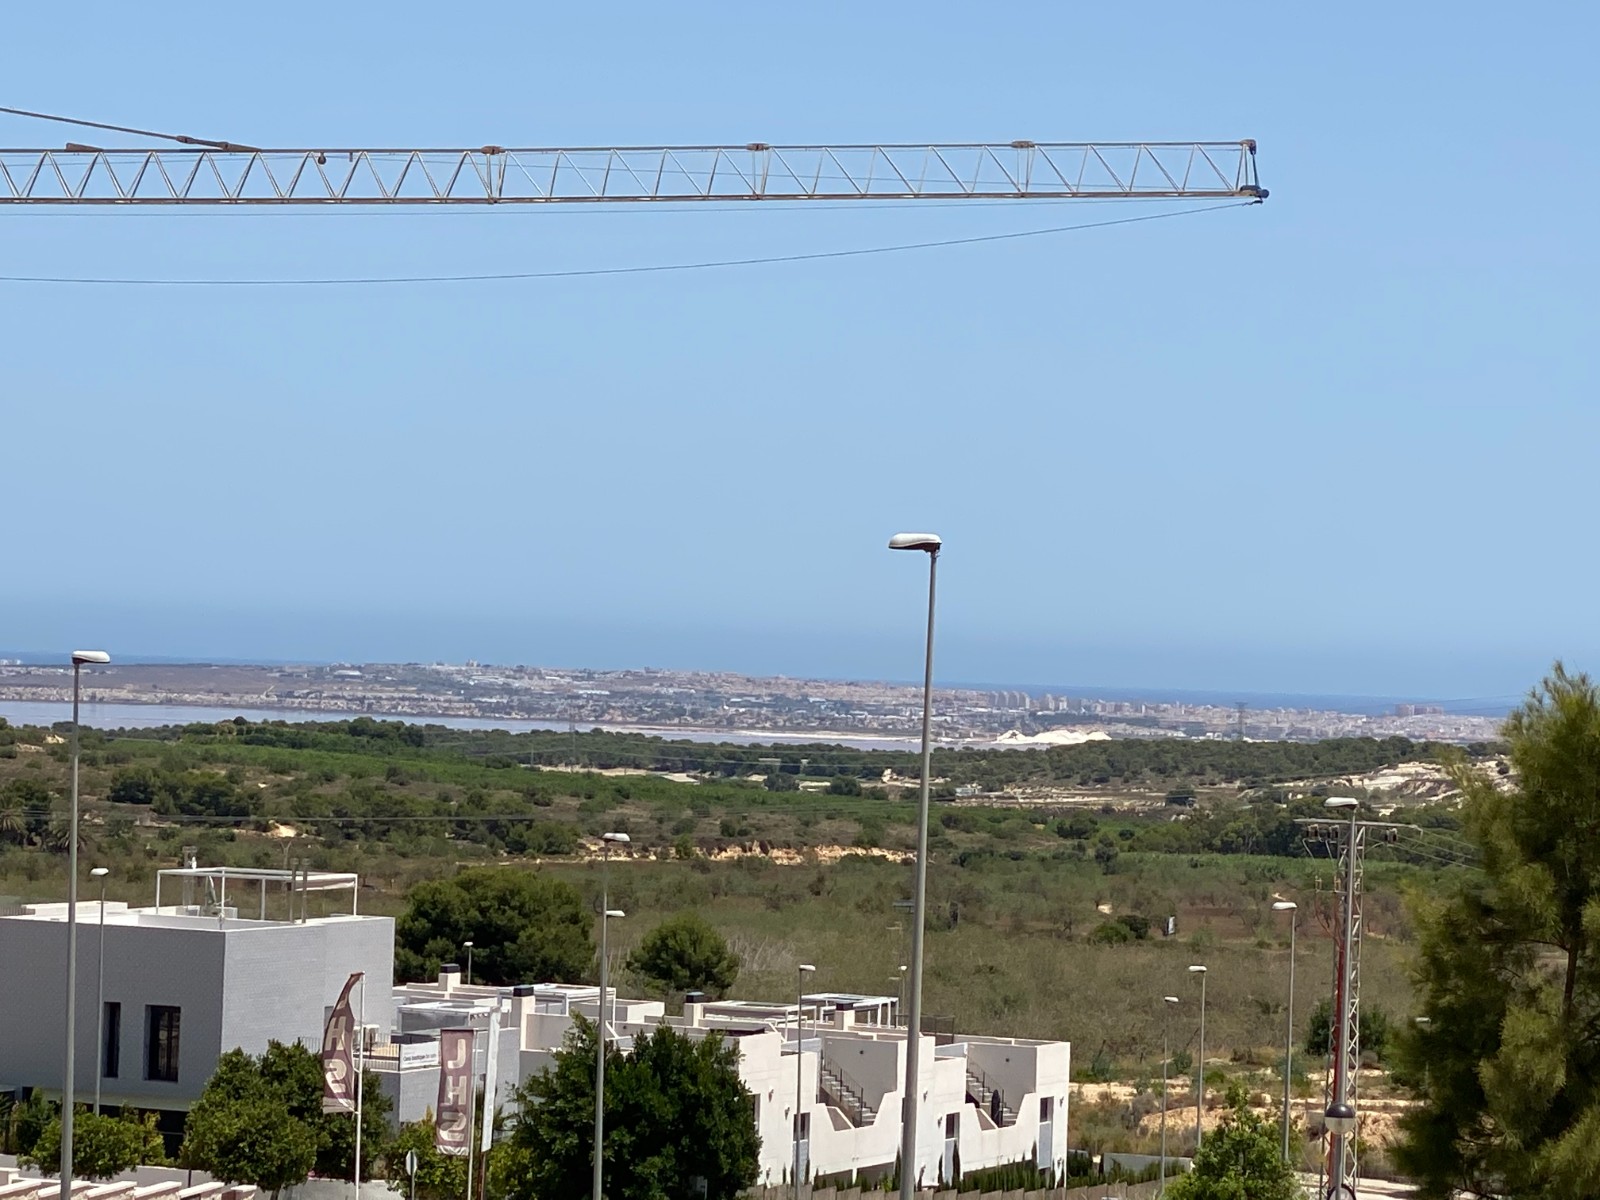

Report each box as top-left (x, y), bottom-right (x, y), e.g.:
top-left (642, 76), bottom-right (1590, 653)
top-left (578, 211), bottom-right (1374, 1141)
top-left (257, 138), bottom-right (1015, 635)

top-left (355, 975), bottom-right (366, 1200)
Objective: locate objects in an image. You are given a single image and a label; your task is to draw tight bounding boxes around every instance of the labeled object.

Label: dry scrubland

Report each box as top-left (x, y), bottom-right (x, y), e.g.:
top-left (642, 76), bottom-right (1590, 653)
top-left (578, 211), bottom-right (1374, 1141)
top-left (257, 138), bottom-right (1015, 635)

top-left (0, 717), bottom-right (1463, 1164)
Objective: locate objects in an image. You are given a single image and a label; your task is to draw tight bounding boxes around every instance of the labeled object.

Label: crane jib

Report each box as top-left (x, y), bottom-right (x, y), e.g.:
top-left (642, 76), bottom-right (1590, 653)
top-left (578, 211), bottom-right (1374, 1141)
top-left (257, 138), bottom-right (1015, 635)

top-left (0, 141), bottom-right (1265, 205)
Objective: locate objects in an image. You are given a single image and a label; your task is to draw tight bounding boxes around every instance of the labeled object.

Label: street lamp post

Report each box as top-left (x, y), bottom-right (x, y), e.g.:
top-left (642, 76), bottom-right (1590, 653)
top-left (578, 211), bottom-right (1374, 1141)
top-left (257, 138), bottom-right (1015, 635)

top-left (1161, 995), bottom-right (1179, 1195)
top-left (463, 941), bottom-right (473, 986)
top-left (889, 531), bottom-right (940, 1200)
top-left (1188, 965), bottom-right (1207, 1152)
top-left (593, 831), bottom-right (630, 1200)
top-left (62, 648), bottom-right (110, 1200)
top-left (1324, 797), bottom-right (1360, 1199)
top-left (1415, 1017), bottom-right (1432, 1096)
top-left (1272, 901), bottom-right (1298, 1165)
top-left (794, 963), bottom-right (816, 1200)
top-left (91, 867), bottom-right (109, 1115)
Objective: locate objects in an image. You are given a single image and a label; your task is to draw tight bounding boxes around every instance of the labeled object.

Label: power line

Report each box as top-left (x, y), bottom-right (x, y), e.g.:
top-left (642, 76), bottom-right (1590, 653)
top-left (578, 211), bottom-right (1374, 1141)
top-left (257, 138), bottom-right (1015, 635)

top-left (0, 201), bottom-right (1253, 287)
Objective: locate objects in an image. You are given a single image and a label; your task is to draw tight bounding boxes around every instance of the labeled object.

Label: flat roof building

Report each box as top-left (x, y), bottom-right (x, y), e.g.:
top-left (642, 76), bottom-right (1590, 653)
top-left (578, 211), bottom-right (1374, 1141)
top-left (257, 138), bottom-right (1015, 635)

top-left (0, 864), bottom-right (393, 1134)
top-left (370, 972), bottom-right (1070, 1191)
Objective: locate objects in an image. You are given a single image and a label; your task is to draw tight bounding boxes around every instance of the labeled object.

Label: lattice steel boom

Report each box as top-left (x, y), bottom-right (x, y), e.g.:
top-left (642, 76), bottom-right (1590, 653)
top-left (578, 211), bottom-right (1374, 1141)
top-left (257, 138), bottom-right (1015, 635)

top-left (0, 140), bottom-right (1265, 205)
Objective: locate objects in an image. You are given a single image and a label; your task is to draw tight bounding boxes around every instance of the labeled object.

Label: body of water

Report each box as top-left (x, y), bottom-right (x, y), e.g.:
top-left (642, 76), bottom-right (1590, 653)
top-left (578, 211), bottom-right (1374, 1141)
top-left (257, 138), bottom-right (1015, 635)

top-left (0, 700), bottom-right (925, 753)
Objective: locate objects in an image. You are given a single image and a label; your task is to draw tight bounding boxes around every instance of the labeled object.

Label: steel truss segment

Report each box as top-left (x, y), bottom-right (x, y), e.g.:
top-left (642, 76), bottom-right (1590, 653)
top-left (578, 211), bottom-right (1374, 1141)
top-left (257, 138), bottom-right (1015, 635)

top-left (1323, 825), bottom-right (1366, 1199)
top-left (0, 140), bottom-right (1262, 203)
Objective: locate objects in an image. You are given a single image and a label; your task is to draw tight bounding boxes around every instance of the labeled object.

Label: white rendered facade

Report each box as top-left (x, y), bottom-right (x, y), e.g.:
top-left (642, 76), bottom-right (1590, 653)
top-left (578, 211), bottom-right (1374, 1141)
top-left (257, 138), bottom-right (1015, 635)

top-left (376, 972), bottom-right (1070, 1189)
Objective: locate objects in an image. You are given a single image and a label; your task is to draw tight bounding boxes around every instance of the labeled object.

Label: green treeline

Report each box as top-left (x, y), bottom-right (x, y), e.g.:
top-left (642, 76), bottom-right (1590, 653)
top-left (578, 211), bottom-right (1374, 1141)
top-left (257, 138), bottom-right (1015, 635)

top-left (0, 717), bottom-right (1480, 869)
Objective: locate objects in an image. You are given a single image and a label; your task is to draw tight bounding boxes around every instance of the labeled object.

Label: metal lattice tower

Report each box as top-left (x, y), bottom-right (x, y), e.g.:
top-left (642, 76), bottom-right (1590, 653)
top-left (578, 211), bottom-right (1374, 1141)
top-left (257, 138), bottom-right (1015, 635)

top-left (1326, 825), bottom-right (1366, 1198)
top-left (0, 140), bottom-right (1265, 205)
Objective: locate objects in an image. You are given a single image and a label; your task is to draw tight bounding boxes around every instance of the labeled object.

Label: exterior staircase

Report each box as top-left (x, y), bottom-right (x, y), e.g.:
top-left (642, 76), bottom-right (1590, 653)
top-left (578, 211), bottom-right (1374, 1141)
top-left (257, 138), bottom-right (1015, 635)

top-left (818, 1058), bottom-right (877, 1127)
top-left (965, 1065), bottom-right (1016, 1126)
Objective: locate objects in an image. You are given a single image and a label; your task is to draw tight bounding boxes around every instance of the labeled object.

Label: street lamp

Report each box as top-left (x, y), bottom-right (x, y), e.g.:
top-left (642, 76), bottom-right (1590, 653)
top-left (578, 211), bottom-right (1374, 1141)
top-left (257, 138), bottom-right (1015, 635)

top-left (91, 867), bottom-right (109, 1115)
top-left (1415, 1017), bottom-right (1432, 1095)
top-left (1272, 900), bottom-right (1299, 1164)
top-left (889, 530), bottom-right (940, 1200)
top-left (463, 941), bottom-right (474, 986)
top-left (895, 964), bottom-right (908, 1024)
top-left (1188, 965), bottom-right (1207, 1152)
top-left (1160, 995), bottom-right (1179, 1195)
top-left (795, 963), bottom-right (816, 1200)
top-left (62, 648), bottom-right (109, 1200)
top-left (1323, 796), bottom-right (1360, 1199)
top-left (593, 831), bottom-right (629, 1200)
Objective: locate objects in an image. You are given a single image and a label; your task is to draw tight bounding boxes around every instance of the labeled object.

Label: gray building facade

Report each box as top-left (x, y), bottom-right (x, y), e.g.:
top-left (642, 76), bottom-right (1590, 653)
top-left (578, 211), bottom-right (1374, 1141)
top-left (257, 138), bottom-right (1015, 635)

top-left (0, 867), bottom-right (393, 1120)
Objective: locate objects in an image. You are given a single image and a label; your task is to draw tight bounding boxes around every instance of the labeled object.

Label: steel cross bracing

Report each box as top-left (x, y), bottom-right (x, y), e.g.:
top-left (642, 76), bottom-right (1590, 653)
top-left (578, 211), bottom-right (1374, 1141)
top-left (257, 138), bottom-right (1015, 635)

top-left (1297, 817), bottom-right (1398, 1200)
top-left (1326, 826), bottom-right (1365, 1200)
top-left (0, 140), bottom-right (1265, 205)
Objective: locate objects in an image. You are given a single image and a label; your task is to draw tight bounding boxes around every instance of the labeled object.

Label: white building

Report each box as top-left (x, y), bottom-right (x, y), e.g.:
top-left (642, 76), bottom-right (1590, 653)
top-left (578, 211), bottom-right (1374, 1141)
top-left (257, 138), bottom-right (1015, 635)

top-left (0, 864), bottom-right (394, 1145)
top-left (374, 970), bottom-right (1070, 1190)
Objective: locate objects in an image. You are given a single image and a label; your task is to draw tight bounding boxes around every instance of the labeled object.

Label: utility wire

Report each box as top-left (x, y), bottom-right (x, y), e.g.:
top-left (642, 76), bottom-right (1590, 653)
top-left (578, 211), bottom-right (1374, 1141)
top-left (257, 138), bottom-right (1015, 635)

top-left (0, 201), bottom-right (1254, 287)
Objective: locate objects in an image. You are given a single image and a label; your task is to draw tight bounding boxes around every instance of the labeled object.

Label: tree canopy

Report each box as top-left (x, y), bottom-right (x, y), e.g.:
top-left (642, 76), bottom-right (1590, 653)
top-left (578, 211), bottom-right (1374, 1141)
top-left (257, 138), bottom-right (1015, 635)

top-left (627, 912), bottom-right (740, 997)
top-left (1162, 1081), bottom-right (1298, 1200)
top-left (1395, 665), bottom-right (1600, 1198)
top-left (394, 867), bottom-right (593, 986)
top-left (182, 1042), bottom-right (390, 1195)
top-left (504, 1018), bottom-right (759, 1200)
top-left (21, 1110), bottom-right (167, 1180)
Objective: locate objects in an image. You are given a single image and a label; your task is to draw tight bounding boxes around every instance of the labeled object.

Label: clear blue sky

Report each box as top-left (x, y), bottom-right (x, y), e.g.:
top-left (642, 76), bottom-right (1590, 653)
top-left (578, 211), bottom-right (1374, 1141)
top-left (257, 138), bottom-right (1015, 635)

top-left (3, 0), bottom-right (1594, 700)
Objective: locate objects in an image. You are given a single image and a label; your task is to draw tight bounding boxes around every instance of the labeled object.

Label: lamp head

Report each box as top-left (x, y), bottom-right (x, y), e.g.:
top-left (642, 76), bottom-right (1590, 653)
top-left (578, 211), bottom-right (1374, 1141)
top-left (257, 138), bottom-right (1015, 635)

top-left (1188, 964), bottom-right (1207, 974)
top-left (888, 532), bottom-right (942, 554)
top-left (1324, 797), bottom-right (1359, 810)
top-left (71, 650), bottom-right (111, 666)
top-left (601, 831), bottom-right (631, 844)
top-left (1324, 1102), bottom-right (1357, 1135)
top-left (90, 867), bottom-right (109, 878)
top-left (798, 963), bottom-right (816, 973)
top-left (1163, 995), bottom-right (1180, 1004)
top-left (1272, 900), bottom-right (1298, 912)
top-left (605, 909), bottom-right (625, 918)
top-left (463, 940), bottom-right (473, 948)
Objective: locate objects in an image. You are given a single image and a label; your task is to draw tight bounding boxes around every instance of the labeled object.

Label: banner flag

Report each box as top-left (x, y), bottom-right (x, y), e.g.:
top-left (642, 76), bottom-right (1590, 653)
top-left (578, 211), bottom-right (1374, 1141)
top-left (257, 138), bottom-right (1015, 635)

top-left (321, 972), bottom-right (364, 1114)
top-left (436, 1028), bottom-right (476, 1157)
top-left (480, 1009), bottom-right (501, 1152)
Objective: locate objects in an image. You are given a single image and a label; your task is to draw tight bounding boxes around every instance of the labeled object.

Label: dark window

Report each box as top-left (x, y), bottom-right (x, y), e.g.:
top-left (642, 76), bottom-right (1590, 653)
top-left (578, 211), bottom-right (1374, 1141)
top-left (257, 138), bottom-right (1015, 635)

top-left (103, 1002), bottom-right (121, 1079)
top-left (145, 1006), bottom-right (180, 1082)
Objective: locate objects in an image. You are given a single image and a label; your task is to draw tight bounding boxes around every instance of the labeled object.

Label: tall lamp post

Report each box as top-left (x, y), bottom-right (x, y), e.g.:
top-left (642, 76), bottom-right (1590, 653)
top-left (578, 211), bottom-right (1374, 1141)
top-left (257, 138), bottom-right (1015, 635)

top-left (794, 963), bottom-right (816, 1200)
top-left (1415, 1016), bottom-right (1432, 1096)
top-left (62, 648), bottom-right (110, 1200)
top-left (91, 867), bottom-right (109, 1114)
top-left (1324, 796), bottom-right (1360, 1199)
top-left (463, 940), bottom-right (474, 986)
top-left (889, 531), bottom-right (940, 1200)
top-left (1188, 964), bottom-right (1207, 1152)
top-left (1272, 900), bottom-right (1299, 1165)
top-left (592, 831), bottom-right (630, 1200)
top-left (1160, 995), bottom-right (1179, 1195)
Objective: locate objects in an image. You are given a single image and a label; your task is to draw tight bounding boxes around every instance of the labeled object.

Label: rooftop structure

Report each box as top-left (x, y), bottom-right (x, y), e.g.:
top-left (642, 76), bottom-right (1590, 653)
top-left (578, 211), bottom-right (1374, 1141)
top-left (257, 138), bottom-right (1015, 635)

top-left (370, 971), bottom-right (1069, 1190)
top-left (0, 864), bottom-right (393, 1137)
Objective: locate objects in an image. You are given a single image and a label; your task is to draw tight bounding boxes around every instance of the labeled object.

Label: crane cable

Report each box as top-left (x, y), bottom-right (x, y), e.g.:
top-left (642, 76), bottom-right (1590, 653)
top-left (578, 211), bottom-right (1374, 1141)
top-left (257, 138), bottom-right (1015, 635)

top-left (0, 103), bottom-right (254, 151)
top-left (0, 200), bottom-right (1255, 287)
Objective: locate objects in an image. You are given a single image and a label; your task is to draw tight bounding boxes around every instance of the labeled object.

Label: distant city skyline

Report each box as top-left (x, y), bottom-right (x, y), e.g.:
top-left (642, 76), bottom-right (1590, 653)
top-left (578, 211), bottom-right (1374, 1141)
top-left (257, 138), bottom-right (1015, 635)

top-left (0, 625), bottom-right (1536, 716)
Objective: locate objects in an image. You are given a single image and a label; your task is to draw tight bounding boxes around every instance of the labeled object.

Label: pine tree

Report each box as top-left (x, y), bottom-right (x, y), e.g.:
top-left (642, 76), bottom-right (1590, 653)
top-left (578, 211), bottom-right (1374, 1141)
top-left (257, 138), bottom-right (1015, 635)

top-left (1396, 665), bottom-right (1600, 1198)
